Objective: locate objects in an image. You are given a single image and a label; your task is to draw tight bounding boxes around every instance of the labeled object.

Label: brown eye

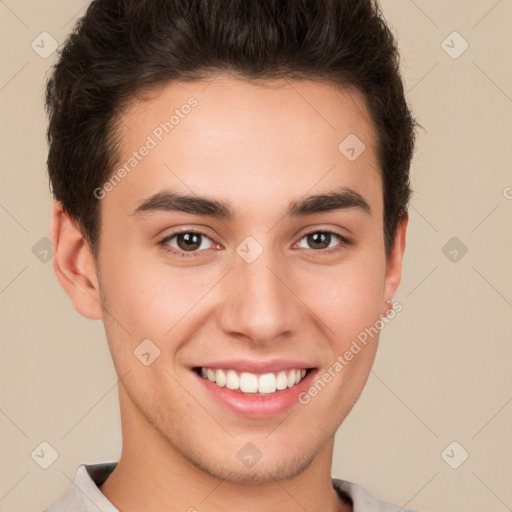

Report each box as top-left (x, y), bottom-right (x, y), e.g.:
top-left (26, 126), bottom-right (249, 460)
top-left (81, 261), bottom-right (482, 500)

top-left (176, 232), bottom-right (202, 251)
top-left (162, 231), bottom-right (214, 254)
top-left (306, 232), bottom-right (331, 250)
top-left (298, 231), bottom-right (346, 251)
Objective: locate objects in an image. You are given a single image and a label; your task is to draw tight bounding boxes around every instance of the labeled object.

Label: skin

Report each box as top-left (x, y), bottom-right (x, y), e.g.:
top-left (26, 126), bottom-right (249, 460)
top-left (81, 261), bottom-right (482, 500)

top-left (51, 73), bottom-right (407, 512)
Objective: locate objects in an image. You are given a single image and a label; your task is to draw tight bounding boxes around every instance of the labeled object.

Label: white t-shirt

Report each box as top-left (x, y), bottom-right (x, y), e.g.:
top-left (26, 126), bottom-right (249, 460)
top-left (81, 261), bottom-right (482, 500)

top-left (42, 462), bottom-right (418, 512)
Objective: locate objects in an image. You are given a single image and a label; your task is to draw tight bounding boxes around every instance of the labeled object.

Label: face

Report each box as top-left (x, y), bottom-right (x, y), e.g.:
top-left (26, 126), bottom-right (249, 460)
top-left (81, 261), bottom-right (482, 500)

top-left (56, 74), bottom-right (406, 484)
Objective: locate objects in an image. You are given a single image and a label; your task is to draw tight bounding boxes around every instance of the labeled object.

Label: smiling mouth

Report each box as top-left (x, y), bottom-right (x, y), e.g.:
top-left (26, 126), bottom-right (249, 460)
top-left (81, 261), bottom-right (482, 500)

top-left (193, 367), bottom-right (312, 395)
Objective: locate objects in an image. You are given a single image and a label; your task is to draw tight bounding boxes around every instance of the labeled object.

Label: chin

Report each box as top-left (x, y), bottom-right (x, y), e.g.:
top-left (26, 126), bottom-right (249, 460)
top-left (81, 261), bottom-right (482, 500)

top-left (186, 446), bottom-right (318, 485)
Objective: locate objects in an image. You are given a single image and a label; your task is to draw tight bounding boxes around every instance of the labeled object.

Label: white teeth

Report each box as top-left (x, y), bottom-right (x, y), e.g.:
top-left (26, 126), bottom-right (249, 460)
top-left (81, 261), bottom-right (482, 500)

top-left (240, 372), bottom-right (258, 393)
top-left (199, 367), bottom-right (308, 394)
top-left (258, 373), bottom-right (276, 393)
top-left (225, 369), bottom-right (239, 390)
top-left (276, 371), bottom-right (288, 390)
top-left (215, 368), bottom-right (226, 387)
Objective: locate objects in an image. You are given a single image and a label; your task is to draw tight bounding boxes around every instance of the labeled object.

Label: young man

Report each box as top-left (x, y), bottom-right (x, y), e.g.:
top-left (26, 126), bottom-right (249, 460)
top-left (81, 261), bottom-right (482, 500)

top-left (43, 0), bottom-right (417, 510)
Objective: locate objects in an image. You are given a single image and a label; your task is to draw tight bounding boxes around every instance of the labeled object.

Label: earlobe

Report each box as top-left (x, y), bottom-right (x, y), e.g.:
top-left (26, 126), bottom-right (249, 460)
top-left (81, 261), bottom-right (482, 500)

top-left (50, 201), bottom-right (103, 320)
top-left (382, 212), bottom-right (408, 316)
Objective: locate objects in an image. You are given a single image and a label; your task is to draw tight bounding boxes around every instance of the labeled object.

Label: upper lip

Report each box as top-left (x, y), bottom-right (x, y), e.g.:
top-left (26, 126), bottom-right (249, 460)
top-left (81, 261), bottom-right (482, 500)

top-left (192, 359), bottom-right (316, 374)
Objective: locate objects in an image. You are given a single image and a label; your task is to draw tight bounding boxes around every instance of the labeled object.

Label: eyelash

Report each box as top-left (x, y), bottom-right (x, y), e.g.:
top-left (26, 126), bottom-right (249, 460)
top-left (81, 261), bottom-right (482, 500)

top-left (158, 229), bottom-right (352, 258)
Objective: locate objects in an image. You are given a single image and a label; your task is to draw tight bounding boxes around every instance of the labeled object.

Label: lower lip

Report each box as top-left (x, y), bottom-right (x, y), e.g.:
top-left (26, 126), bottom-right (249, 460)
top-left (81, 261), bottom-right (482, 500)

top-left (193, 369), bottom-right (317, 419)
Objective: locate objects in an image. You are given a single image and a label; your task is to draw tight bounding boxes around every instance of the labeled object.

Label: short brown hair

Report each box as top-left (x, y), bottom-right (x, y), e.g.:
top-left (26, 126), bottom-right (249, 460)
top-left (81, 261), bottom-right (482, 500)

top-left (45, 0), bottom-right (417, 259)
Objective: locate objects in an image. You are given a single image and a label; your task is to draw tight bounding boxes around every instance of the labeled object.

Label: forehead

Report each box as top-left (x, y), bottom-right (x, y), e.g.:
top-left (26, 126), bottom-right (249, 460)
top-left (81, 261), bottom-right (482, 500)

top-left (106, 74), bottom-right (382, 221)
top-left (119, 74), bottom-right (377, 154)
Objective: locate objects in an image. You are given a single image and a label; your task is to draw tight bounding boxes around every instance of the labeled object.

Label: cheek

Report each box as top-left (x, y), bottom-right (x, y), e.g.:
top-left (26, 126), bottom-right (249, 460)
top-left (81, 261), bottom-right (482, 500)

top-left (99, 251), bottom-right (217, 342)
top-left (302, 252), bottom-right (386, 346)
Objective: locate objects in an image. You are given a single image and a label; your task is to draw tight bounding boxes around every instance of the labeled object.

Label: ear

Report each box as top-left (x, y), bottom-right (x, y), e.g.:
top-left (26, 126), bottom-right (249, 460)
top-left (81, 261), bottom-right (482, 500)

top-left (381, 212), bottom-right (408, 316)
top-left (50, 201), bottom-right (103, 320)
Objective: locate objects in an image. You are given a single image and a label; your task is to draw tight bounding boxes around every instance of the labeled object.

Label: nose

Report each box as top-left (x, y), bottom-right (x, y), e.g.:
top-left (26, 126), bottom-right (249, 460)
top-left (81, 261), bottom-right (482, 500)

top-left (216, 248), bottom-right (303, 346)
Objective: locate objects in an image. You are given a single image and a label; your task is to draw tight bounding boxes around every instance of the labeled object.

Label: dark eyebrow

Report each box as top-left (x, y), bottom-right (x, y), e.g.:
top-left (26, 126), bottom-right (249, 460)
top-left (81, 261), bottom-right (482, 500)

top-left (288, 187), bottom-right (371, 217)
top-left (130, 186), bottom-right (371, 219)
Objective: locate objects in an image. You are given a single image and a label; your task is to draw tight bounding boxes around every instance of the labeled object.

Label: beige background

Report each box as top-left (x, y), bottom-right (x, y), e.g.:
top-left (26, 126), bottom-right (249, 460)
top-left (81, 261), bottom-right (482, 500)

top-left (1, 1), bottom-right (511, 511)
